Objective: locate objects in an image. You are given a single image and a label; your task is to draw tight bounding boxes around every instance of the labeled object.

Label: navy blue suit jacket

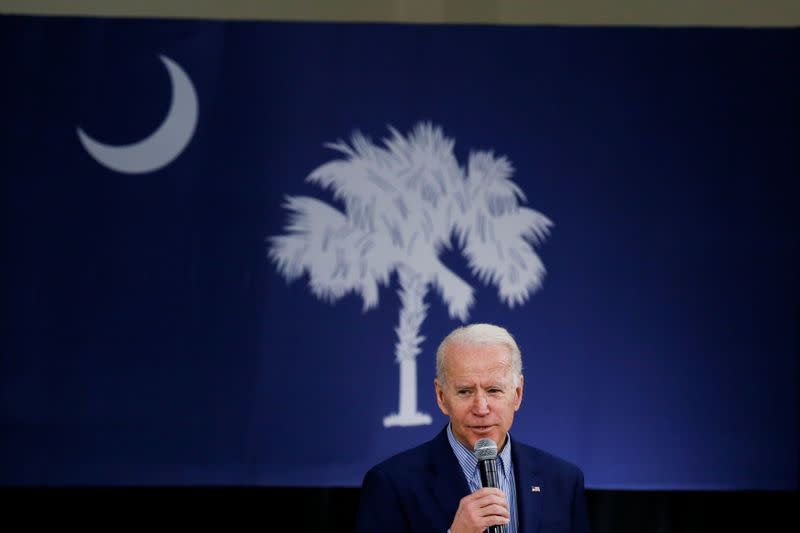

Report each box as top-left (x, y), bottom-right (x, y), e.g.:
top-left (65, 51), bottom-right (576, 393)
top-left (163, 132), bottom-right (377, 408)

top-left (356, 427), bottom-right (590, 533)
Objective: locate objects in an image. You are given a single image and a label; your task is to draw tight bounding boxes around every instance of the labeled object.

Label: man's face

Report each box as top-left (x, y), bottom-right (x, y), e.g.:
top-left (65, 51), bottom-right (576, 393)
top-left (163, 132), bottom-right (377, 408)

top-left (434, 342), bottom-right (523, 451)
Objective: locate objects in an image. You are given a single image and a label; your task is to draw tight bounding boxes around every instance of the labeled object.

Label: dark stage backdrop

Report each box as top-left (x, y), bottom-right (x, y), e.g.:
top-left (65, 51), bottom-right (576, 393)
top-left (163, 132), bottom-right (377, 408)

top-left (2, 486), bottom-right (798, 532)
top-left (1, 15), bottom-right (797, 492)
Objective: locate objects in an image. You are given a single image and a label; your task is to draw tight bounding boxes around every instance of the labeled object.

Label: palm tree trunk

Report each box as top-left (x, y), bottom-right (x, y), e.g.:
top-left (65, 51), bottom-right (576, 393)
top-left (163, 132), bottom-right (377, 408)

top-left (383, 267), bottom-right (433, 427)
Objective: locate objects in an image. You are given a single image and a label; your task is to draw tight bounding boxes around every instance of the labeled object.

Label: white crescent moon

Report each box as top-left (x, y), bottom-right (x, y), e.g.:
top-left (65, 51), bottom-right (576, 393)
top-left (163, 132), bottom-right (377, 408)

top-left (77, 55), bottom-right (198, 174)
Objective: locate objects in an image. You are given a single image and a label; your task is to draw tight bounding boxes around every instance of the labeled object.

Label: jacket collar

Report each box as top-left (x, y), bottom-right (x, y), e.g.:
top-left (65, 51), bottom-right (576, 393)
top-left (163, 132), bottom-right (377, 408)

top-left (429, 426), bottom-right (471, 519)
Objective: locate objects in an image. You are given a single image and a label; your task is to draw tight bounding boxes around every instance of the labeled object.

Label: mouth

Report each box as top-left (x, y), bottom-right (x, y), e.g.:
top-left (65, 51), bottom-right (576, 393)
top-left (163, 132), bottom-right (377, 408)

top-left (469, 425), bottom-right (495, 434)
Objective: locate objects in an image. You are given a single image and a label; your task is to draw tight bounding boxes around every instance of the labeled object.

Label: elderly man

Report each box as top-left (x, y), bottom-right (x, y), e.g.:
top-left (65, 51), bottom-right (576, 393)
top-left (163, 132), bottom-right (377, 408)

top-left (356, 323), bottom-right (590, 533)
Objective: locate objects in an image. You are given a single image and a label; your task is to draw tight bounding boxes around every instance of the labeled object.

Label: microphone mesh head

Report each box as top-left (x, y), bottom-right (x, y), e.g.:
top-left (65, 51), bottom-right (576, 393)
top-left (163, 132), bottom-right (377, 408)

top-left (473, 438), bottom-right (498, 461)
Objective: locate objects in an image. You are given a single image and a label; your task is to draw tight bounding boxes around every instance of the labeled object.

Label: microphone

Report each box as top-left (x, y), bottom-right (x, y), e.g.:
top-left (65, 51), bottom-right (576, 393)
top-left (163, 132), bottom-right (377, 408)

top-left (474, 438), bottom-right (507, 533)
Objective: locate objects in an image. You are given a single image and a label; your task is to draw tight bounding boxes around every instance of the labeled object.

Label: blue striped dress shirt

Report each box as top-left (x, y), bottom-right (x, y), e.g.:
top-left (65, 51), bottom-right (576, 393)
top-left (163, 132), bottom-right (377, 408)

top-left (446, 424), bottom-right (518, 533)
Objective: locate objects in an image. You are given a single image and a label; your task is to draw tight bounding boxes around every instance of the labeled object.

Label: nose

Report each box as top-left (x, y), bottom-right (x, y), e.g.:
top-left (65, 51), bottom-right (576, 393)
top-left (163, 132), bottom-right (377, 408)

top-left (472, 391), bottom-right (490, 415)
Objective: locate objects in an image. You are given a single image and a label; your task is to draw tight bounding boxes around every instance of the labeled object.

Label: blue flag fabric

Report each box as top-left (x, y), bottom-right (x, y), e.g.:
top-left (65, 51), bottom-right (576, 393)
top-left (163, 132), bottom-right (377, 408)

top-left (0, 15), bottom-right (797, 489)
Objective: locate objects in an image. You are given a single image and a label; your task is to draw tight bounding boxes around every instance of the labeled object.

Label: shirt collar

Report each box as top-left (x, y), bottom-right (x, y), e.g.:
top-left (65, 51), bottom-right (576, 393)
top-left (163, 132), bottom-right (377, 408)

top-left (446, 423), bottom-right (512, 480)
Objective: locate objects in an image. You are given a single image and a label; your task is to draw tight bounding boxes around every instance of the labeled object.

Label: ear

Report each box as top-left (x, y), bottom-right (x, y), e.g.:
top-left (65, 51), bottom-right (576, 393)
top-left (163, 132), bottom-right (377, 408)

top-left (513, 375), bottom-right (524, 412)
top-left (434, 378), bottom-right (449, 416)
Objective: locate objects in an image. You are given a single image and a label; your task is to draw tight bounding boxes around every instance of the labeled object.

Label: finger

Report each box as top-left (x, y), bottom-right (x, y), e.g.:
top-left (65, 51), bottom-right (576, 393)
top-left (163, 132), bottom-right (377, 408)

top-left (472, 492), bottom-right (510, 508)
top-left (472, 487), bottom-right (506, 498)
top-left (478, 515), bottom-right (511, 529)
top-left (479, 503), bottom-right (510, 519)
top-left (470, 488), bottom-right (507, 503)
top-left (470, 499), bottom-right (509, 517)
top-left (476, 499), bottom-right (509, 515)
top-left (464, 507), bottom-right (510, 531)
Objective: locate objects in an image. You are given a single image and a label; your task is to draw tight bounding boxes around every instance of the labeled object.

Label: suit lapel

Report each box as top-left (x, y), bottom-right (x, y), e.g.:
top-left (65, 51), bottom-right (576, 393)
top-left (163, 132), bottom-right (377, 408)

top-left (512, 442), bottom-right (543, 533)
top-left (429, 428), bottom-right (471, 526)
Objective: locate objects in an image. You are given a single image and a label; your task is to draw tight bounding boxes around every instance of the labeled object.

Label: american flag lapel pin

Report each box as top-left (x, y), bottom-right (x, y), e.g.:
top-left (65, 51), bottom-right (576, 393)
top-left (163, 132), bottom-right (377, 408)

top-left (531, 486), bottom-right (541, 492)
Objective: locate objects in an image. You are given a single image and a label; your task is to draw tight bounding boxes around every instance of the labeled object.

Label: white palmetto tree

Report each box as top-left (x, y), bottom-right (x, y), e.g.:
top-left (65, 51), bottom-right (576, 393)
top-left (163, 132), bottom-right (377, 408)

top-left (269, 122), bottom-right (552, 427)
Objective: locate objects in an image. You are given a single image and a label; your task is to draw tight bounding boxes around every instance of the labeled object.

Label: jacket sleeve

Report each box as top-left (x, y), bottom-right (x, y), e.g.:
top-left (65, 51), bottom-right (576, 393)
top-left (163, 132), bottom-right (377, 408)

top-left (356, 467), bottom-right (411, 533)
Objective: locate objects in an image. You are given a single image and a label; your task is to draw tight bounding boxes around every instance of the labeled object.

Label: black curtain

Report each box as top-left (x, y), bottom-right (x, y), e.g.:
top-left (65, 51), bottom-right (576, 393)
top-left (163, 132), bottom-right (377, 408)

top-left (4, 487), bottom-right (798, 531)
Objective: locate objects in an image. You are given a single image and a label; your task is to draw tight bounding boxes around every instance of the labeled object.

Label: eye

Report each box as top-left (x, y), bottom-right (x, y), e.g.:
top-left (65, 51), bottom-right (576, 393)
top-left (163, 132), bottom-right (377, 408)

top-left (456, 389), bottom-right (471, 397)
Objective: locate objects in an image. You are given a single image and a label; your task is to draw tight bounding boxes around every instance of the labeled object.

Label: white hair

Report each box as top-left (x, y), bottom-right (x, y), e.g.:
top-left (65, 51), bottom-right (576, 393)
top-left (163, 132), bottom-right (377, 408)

top-left (435, 323), bottom-right (523, 386)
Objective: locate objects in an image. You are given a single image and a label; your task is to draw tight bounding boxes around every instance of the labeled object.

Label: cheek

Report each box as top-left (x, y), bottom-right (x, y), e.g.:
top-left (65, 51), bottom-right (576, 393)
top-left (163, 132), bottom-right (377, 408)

top-left (452, 400), bottom-right (474, 418)
top-left (441, 395), bottom-right (466, 416)
top-left (501, 398), bottom-right (519, 415)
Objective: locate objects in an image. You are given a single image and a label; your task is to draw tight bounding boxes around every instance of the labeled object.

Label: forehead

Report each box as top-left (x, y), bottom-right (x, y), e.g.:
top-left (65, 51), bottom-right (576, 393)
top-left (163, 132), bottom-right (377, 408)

top-left (443, 342), bottom-right (513, 377)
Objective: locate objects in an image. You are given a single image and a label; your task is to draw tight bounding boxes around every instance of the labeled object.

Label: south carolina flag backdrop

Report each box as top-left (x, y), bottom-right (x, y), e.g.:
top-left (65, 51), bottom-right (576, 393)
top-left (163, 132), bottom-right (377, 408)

top-left (1, 1), bottom-right (797, 489)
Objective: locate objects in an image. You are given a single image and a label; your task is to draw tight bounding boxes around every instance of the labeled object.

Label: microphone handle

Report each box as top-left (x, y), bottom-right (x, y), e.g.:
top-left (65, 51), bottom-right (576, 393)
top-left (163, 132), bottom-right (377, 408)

top-left (479, 458), bottom-right (500, 488)
top-left (478, 459), bottom-right (507, 533)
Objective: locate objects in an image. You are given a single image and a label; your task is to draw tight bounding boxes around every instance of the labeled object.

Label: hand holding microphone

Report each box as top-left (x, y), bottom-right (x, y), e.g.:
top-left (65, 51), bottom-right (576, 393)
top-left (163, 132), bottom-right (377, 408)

top-left (450, 439), bottom-right (509, 533)
top-left (475, 439), bottom-right (508, 533)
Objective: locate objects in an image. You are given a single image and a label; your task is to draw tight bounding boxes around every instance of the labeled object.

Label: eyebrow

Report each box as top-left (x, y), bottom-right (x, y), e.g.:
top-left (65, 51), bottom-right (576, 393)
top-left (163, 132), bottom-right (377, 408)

top-left (454, 383), bottom-right (505, 390)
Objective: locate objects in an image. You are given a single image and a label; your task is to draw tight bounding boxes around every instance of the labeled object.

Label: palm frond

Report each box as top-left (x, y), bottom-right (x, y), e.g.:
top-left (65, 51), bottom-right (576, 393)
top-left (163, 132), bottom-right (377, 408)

top-left (383, 122), bottom-right (466, 250)
top-left (429, 258), bottom-right (474, 322)
top-left (496, 206), bottom-right (553, 245)
top-left (384, 122), bottom-right (456, 161)
top-left (466, 150), bottom-right (525, 204)
top-left (268, 195), bottom-right (394, 311)
top-left (309, 132), bottom-right (406, 236)
top-left (310, 131), bottom-right (397, 195)
top-left (461, 201), bottom-right (552, 307)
